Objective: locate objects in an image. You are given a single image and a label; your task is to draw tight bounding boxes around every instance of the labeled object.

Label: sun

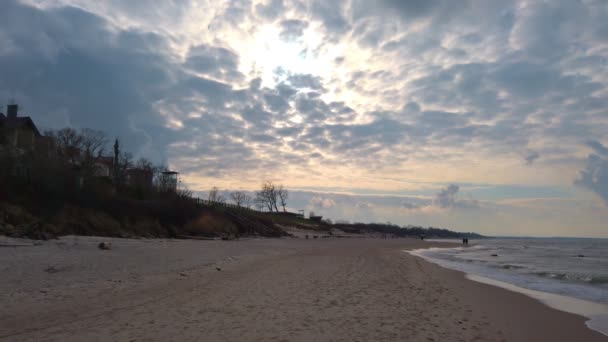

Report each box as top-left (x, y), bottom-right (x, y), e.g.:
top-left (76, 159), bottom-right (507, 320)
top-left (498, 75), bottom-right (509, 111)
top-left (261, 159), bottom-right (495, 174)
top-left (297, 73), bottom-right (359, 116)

top-left (245, 24), bottom-right (333, 88)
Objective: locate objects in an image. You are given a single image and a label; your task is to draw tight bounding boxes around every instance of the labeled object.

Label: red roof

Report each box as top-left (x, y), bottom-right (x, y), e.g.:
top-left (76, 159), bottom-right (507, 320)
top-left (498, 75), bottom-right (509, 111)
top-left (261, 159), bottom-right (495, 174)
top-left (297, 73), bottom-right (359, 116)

top-left (95, 156), bottom-right (114, 167)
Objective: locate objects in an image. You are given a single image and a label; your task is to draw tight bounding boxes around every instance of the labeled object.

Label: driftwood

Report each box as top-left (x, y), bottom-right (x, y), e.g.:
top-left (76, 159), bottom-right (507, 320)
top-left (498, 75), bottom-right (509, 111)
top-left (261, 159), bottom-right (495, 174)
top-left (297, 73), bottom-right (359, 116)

top-left (98, 242), bottom-right (112, 250)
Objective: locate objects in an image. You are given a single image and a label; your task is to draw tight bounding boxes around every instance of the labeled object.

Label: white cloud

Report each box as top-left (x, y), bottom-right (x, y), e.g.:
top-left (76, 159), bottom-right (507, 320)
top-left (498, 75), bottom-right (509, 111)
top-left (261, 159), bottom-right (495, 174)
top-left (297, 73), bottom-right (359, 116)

top-left (309, 196), bottom-right (336, 209)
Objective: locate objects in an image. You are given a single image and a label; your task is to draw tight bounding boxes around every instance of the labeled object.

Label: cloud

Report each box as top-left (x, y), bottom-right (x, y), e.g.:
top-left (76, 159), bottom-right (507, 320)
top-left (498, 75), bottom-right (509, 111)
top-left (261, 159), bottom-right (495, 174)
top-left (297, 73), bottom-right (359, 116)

top-left (433, 184), bottom-right (460, 208)
top-left (310, 196), bottom-right (336, 209)
top-left (525, 150), bottom-right (540, 165)
top-left (2, 0), bottom-right (608, 236)
top-left (402, 202), bottom-right (423, 210)
top-left (586, 140), bottom-right (608, 156)
top-left (185, 44), bottom-right (243, 82)
top-left (309, 1), bottom-right (350, 36)
top-left (430, 184), bottom-right (479, 210)
top-left (0, 0), bottom-right (177, 160)
top-left (255, 0), bottom-right (284, 20)
top-left (279, 19), bottom-right (308, 41)
top-left (287, 74), bottom-right (324, 90)
top-left (355, 202), bottom-right (374, 209)
top-left (575, 141), bottom-right (608, 204)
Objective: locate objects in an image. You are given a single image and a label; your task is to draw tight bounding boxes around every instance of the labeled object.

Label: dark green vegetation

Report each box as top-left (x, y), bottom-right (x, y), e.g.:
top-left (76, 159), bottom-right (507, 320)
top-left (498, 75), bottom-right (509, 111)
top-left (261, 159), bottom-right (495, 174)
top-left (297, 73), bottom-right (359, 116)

top-left (333, 222), bottom-right (484, 239)
top-left (0, 126), bottom-right (284, 239)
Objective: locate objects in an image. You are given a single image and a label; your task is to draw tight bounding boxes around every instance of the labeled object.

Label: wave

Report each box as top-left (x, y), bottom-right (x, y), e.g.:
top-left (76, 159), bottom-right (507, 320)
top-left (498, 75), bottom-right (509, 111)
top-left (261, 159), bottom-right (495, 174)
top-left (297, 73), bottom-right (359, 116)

top-left (500, 264), bottom-right (527, 270)
top-left (407, 247), bottom-right (608, 337)
top-left (588, 276), bottom-right (608, 285)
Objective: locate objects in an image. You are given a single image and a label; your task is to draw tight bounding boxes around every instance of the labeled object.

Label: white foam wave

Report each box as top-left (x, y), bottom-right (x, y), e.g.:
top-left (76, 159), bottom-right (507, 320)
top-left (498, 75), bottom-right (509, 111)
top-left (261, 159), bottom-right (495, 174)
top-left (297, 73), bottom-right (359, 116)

top-left (407, 248), bottom-right (608, 337)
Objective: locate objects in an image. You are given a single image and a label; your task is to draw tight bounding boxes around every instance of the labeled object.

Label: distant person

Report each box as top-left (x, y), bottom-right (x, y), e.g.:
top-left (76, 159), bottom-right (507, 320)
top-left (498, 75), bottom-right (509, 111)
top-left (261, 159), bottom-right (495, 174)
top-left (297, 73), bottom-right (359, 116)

top-left (462, 238), bottom-right (469, 245)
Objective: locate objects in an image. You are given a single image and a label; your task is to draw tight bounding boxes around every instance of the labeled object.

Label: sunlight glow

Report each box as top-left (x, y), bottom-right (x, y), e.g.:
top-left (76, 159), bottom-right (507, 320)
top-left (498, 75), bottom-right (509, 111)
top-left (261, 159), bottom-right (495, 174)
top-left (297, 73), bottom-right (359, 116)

top-left (244, 24), bottom-right (335, 88)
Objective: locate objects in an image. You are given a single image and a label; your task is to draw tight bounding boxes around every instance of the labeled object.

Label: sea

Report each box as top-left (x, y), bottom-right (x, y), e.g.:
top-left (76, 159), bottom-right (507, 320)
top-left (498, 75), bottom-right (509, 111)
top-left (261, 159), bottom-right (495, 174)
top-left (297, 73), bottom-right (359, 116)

top-left (409, 238), bottom-right (608, 337)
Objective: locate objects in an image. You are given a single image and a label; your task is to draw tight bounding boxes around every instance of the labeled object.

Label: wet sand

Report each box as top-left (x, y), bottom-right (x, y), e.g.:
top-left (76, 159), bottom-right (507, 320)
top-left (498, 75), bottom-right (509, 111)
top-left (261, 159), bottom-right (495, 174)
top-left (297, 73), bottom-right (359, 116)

top-left (0, 236), bottom-right (605, 341)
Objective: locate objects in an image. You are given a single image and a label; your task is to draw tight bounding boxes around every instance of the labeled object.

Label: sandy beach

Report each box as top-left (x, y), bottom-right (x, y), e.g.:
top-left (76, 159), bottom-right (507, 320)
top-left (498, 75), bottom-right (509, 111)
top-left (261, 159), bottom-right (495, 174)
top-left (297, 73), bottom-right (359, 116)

top-left (0, 236), bottom-right (605, 342)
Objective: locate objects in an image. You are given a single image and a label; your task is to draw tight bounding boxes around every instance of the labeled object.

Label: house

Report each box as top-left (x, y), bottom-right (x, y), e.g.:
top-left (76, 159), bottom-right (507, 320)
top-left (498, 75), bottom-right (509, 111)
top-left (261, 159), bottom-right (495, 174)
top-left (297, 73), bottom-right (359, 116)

top-left (276, 211), bottom-right (303, 218)
top-left (127, 167), bottom-right (154, 189)
top-left (93, 156), bottom-right (114, 178)
top-left (159, 171), bottom-right (179, 192)
top-left (0, 104), bottom-right (41, 151)
top-left (309, 215), bottom-right (323, 223)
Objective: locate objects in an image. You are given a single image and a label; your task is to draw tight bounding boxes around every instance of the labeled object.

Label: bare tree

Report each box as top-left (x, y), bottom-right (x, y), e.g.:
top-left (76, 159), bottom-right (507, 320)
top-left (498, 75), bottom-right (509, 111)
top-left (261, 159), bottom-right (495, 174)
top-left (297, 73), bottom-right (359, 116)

top-left (80, 128), bottom-right (107, 158)
top-left (113, 138), bottom-right (120, 181)
top-left (255, 181), bottom-right (279, 212)
top-left (242, 195), bottom-right (253, 209)
top-left (217, 193), bottom-right (227, 204)
top-left (208, 186), bottom-right (226, 203)
top-left (46, 127), bottom-right (108, 180)
top-left (230, 191), bottom-right (252, 208)
top-left (47, 128), bottom-right (83, 163)
top-left (277, 185), bottom-right (288, 212)
top-left (135, 157), bottom-right (155, 172)
top-left (47, 127), bottom-right (107, 160)
top-left (254, 199), bottom-right (265, 211)
top-left (113, 151), bottom-right (133, 186)
top-left (79, 129), bottom-right (108, 179)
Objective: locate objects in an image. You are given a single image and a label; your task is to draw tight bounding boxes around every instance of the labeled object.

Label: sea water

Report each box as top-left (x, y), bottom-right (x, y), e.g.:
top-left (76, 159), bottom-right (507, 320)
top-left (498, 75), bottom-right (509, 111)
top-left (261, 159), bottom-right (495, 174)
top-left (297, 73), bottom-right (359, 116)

top-left (409, 238), bottom-right (608, 336)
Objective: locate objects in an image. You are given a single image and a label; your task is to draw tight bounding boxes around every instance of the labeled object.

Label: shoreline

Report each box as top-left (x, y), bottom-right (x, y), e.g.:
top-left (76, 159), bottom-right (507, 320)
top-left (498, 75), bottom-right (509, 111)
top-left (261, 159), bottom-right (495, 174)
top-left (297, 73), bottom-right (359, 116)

top-left (1, 236), bottom-right (606, 341)
top-left (409, 244), bottom-right (608, 337)
top-left (406, 244), bottom-right (607, 341)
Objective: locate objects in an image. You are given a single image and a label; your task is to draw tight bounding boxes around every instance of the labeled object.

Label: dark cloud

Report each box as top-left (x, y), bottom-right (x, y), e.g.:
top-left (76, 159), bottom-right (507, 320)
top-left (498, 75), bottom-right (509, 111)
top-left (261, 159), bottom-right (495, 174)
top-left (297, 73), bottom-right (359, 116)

top-left (295, 93), bottom-right (330, 122)
top-left (509, 1), bottom-right (587, 60)
top-left (434, 184), bottom-right (460, 208)
top-left (492, 62), bottom-right (561, 98)
top-left (255, 0), bottom-right (284, 20)
top-left (279, 19), bottom-right (308, 40)
top-left (216, 0), bottom-right (251, 26)
top-left (177, 76), bottom-right (244, 110)
top-left (263, 93), bottom-right (291, 113)
top-left (524, 150), bottom-right (540, 165)
top-left (287, 74), bottom-right (324, 90)
top-left (276, 126), bottom-right (301, 137)
top-left (240, 104), bottom-right (273, 128)
top-left (433, 184), bottom-right (479, 209)
top-left (575, 141), bottom-right (608, 204)
top-left (352, 0), bottom-right (441, 21)
top-left (310, 1), bottom-right (350, 36)
top-left (0, 0), bottom-right (176, 160)
top-left (587, 140), bottom-right (608, 156)
top-left (185, 45), bottom-right (243, 82)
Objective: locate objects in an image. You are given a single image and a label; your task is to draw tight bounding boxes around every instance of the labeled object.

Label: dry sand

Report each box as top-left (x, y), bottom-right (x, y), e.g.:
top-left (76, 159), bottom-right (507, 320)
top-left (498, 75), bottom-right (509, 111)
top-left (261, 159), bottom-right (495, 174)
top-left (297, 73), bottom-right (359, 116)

top-left (0, 236), bottom-right (605, 341)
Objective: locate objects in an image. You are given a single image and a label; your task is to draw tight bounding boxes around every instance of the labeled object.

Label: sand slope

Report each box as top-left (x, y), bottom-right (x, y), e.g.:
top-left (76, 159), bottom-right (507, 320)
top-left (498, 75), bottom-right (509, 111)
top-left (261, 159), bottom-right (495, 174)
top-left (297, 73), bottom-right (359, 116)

top-left (0, 237), bottom-right (605, 341)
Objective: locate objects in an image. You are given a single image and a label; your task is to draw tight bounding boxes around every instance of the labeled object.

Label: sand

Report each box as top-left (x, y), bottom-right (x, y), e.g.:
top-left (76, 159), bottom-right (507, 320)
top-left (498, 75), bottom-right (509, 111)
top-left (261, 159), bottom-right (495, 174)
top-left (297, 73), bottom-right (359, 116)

top-left (0, 236), bottom-right (605, 341)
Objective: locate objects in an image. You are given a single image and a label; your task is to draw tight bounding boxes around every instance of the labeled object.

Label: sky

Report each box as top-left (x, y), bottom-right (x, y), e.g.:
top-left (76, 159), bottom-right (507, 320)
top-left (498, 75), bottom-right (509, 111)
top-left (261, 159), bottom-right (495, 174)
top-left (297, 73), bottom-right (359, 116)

top-left (0, 0), bottom-right (607, 237)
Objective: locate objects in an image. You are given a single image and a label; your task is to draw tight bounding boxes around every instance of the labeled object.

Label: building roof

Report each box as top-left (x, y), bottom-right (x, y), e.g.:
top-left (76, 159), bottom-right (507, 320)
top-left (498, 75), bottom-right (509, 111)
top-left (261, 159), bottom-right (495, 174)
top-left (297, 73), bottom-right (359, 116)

top-left (95, 156), bottom-right (114, 167)
top-left (127, 167), bottom-right (153, 174)
top-left (0, 116), bottom-right (41, 137)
